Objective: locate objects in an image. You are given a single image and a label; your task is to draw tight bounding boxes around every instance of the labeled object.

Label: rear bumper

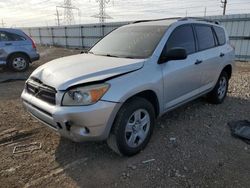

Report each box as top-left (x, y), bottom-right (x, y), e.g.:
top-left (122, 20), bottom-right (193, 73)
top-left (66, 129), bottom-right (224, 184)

top-left (21, 90), bottom-right (121, 142)
top-left (30, 53), bottom-right (40, 62)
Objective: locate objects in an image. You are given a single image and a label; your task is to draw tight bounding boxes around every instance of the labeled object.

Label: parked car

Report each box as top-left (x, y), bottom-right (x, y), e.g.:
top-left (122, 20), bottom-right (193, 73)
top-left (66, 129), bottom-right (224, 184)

top-left (21, 18), bottom-right (235, 156)
top-left (0, 28), bottom-right (39, 71)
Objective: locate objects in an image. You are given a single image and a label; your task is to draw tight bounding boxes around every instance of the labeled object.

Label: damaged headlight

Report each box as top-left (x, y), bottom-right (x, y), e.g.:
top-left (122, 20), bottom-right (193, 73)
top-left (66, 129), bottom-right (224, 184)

top-left (62, 83), bottom-right (110, 106)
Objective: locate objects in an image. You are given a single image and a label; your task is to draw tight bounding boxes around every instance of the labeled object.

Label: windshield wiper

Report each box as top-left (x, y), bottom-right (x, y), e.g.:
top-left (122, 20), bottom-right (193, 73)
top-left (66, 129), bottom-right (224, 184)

top-left (104, 54), bottom-right (119, 58)
top-left (90, 53), bottom-right (140, 59)
top-left (122, 56), bottom-right (138, 59)
top-left (90, 53), bottom-right (118, 58)
top-left (101, 54), bottom-right (140, 59)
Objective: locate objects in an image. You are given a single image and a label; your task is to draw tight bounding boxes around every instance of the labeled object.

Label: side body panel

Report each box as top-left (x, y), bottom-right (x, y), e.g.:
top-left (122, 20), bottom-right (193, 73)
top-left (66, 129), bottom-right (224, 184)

top-left (102, 60), bottom-right (165, 114)
top-left (102, 21), bottom-right (235, 116)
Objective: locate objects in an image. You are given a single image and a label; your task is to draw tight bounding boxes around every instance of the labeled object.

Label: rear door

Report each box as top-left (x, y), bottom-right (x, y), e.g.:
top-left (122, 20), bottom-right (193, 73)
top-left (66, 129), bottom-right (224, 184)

top-left (213, 25), bottom-right (232, 70)
top-left (161, 24), bottom-right (203, 109)
top-left (193, 24), bottom-right (221, 91)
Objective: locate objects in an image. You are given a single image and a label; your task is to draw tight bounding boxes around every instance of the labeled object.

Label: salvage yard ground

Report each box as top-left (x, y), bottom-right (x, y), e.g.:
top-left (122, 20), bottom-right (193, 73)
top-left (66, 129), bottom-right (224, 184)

top-left (0, 46), bottom-right (249, 188)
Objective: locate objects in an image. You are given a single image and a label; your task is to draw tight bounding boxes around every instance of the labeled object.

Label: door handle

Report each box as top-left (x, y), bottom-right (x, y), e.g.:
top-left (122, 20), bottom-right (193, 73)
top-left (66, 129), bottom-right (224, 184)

top-left (195, 59), bottom-right (203, 65)
top-left (220, 53), bottom-right (225, 57)
top-left (5, 43), bottom-right (12, 46)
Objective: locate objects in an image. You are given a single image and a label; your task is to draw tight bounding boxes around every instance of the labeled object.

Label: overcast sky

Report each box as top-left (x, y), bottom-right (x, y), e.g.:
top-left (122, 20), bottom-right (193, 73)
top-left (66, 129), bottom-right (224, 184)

top-left (0, 0), bottom-right (250, 27)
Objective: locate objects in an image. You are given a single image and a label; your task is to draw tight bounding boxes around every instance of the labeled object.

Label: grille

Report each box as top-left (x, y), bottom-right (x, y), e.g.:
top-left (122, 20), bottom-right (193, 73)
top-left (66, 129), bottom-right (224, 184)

top-left (26, 79), bottom-right (57, 105)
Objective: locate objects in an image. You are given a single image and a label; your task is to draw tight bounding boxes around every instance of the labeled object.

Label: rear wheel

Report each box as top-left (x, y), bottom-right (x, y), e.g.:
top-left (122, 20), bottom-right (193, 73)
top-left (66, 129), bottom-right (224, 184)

top-left (8, 53), bottom-right (30, 72)
top-left (107, 97), bottom-right (155, 156)
top-left (207, 71), bottom-right (229, 104)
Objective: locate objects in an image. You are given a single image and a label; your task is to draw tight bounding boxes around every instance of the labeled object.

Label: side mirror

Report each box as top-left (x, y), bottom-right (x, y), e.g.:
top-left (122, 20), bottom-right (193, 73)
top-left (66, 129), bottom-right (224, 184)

top-left (158, 47), bottom-right (187, 64)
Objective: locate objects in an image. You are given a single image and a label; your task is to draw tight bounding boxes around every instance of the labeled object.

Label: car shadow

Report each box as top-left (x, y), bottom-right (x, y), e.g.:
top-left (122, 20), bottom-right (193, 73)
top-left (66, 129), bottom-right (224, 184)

top-left (0, 66), bottom-right (33, 83)
top-left (54, 95), bottom-right (250, 187)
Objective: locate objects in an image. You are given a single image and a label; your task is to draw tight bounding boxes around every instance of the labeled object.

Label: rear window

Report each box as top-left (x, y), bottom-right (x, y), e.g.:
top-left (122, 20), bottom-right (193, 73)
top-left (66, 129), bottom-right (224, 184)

top-left (195, 25), bottom-right (215, 51)
top-left (213, 26), bottom-right (226, 45)
top-left (0, 31), bottom-right (26, 41)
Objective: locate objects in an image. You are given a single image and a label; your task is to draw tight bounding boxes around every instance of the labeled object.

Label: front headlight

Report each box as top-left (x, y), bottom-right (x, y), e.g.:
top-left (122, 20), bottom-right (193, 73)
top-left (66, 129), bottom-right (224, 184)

top-left (62, 83), bottom-right (110, 106)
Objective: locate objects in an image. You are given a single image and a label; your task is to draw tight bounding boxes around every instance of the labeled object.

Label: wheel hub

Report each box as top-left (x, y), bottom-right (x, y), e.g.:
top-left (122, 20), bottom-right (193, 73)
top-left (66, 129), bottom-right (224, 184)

top-left (12, 57), bottom-right (27, 71)
top-left (132, 122), bottom-right (141, 133)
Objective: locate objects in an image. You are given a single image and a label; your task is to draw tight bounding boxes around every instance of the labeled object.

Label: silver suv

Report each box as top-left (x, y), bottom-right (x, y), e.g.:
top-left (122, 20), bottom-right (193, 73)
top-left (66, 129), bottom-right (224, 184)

top-left (21, 18), bottom-right (235, 156)
top-left (0, 28), bottom-right (39, 71)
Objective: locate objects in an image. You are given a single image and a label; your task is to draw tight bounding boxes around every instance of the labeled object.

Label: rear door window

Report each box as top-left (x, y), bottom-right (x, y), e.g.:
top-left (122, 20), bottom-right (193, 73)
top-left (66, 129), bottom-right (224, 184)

top-left (0, 31), bottom-right (25, 41)
top-left (166, 25), bottom-right (196, 54)
top-left (213, 26), bottom-right (226, 45)
top-left (195, 25), bottom-right (215, 51)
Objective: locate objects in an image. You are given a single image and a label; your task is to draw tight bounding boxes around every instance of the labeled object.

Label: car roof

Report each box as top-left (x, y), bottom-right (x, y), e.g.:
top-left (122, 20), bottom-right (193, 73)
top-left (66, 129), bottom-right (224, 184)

top-left (0, 28), bottom-right (22, 32)
top-left (0, 28), bottom-right (27, 37)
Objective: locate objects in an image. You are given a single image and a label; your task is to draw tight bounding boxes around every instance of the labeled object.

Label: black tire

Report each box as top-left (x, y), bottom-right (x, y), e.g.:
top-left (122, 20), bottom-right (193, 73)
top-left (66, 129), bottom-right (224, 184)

top-left (207, 71), bottom-right (229, 104)
top-left (107, 97), bottom-right (155, 156)
top-left (7, 53), bottom-right (30, 72)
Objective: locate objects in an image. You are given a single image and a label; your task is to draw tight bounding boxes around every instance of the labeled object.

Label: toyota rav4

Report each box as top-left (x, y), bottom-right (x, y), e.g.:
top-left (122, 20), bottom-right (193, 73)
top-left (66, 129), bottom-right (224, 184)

top-left (21, 18), bottom-right (235, 156)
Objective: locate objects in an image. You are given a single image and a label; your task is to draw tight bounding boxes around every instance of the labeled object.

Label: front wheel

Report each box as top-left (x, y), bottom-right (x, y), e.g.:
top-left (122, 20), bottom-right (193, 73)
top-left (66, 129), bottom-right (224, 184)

top-left (107, 97), bottom-right (155, 156)
top-left (207, 71), bottom-right (229, 104)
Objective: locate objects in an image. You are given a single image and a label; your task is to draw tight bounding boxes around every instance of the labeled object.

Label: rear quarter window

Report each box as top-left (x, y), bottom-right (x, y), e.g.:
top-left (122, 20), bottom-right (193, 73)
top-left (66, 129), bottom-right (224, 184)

top-left (195, 25), bottom-right (216, 51)
top-left (213, 26), bottom-right (226, 45)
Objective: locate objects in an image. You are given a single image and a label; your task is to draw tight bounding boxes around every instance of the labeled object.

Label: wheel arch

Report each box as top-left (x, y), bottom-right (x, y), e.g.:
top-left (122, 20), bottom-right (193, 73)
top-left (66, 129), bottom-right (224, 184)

top-left (6, 52), bottom-right (31, 64)
top-left (116, 89), bottom-right (160, 118)
top-left (222, 64), bottom-right (232, 79)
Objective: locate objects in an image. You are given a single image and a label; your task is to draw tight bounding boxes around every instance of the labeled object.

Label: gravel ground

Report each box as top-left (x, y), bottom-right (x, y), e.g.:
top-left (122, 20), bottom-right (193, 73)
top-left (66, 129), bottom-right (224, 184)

top-left (0, 46), bottom-right (249, 188)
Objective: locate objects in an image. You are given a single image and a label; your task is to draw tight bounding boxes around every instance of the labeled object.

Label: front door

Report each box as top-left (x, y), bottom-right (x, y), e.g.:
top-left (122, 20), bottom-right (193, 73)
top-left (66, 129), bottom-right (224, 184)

top-left (161, 24), bottom-right (202, 110)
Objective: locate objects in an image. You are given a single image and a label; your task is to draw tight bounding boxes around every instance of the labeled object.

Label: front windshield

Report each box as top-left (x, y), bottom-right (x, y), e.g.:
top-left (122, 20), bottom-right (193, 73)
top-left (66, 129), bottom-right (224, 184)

top-left (89, 25), bottom-right (168, 59)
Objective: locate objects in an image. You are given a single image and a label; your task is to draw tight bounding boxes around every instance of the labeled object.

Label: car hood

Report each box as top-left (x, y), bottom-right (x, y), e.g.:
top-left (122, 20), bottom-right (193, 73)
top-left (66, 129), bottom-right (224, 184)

top-left (30, 54), bottom-right (145, 90)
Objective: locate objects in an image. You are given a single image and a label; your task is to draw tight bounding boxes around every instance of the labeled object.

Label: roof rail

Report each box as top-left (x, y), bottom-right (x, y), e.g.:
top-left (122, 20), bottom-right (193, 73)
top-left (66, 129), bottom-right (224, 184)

top-left (132, 17), bottom-right (181, 24)
top-left (178, 17), bottom-right (220, 25)
top-left (132, 17), bottom-right (220, 25)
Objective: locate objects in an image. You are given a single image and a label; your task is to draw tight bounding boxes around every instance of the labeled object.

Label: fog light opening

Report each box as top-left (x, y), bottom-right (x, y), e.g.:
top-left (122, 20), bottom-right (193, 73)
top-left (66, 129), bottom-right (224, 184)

top-left (65, 121), bottom-right (71, 131)
top-left (85, 127), bottom-right (90, 134)
top-left (57, 122), bottom-right (62, 129)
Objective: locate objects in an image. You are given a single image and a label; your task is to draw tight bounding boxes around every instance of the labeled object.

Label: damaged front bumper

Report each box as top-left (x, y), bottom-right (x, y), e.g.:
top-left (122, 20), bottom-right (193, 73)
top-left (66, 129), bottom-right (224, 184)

top-left (21, 90), bottom-right (121, 142)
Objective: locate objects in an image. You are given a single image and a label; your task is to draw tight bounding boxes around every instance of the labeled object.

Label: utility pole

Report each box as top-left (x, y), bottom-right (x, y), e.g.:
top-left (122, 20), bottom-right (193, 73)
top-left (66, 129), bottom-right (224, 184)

top-left (204, 7), bottom-right (207, 17)
top-left (92, 0), bottom-right (112, 23)
top-left (57, 0), bottom-right (79, 25)
top-left (1, 19), bottom-right (6, 28)
top-left (221, 0), bottom-right (227, 15)
top-left (55, 8), bottom-right (62, 26)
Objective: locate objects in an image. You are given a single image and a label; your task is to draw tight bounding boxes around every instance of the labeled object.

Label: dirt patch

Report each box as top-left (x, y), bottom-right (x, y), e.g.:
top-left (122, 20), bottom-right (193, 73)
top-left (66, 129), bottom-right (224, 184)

top-left (0, 46), bottom-right (249, 188)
